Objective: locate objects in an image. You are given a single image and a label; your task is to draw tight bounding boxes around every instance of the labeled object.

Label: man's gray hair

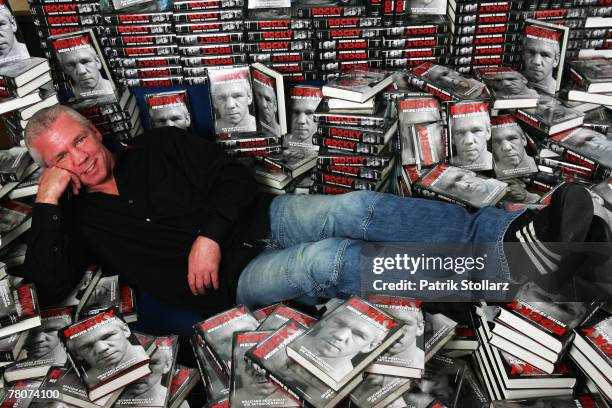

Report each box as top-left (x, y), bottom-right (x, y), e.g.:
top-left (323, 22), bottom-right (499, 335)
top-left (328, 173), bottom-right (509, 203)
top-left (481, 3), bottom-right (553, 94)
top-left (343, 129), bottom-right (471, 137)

top-left (24, 105), bottom-right (91, 167)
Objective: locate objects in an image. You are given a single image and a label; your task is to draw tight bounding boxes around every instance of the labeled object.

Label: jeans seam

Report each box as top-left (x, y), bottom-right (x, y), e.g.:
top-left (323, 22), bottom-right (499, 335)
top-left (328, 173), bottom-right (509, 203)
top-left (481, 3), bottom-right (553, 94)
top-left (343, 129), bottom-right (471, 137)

top-left (362, 192), bottom-right (384, 241)
top-left (276, 197), bottom-right (287, 248)
top-left (497, 208), bottom-right (526, 280)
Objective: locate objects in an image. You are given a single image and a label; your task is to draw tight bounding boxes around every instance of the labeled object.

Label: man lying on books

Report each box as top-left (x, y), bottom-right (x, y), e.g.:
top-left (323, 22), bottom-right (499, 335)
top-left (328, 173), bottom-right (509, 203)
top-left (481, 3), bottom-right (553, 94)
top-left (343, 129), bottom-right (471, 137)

top-left (21, 105), bottom-right (600, 335)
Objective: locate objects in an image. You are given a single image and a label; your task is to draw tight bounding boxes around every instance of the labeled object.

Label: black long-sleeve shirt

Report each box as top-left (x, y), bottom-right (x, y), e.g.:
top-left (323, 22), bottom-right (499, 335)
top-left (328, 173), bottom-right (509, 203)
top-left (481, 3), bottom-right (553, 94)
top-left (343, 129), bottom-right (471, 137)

top-left (23, 127), bottom-right (272, 315)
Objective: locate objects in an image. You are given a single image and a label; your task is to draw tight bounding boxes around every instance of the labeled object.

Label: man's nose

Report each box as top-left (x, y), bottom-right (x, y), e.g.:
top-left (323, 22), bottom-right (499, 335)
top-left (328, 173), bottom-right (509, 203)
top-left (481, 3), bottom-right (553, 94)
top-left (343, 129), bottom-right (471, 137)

top-left (76, 63), bottom-right (87, 75)
top-left (94, 340), bottom-right (110, 355)
top-left (71, 148), bottom-right (89, 167)
top-left (462, 132), bottom-right (476, 145)
top-left (225, 97), bottom-right (238, 109)
top-left (501, 140), bottom-right (512, 151)
top-left (331, 326), bottom-right (351, 342)
top-left (296, 113), bottom-right (307, 124)
top-left (531, 53), bottom-right (543, 66)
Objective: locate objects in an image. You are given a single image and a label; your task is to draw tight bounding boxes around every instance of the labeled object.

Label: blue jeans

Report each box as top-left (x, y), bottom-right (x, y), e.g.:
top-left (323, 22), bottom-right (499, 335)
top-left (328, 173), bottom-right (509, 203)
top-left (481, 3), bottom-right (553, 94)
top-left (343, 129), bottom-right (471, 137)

top-left (235, 191), bottom-right (523, 308)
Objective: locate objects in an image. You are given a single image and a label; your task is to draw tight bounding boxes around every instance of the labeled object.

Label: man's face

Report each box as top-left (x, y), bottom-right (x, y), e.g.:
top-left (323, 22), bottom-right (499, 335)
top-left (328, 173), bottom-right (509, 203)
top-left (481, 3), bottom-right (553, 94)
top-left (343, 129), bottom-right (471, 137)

top-left (126, 348), bottom-right (172, 397)
top-left (211, 80), bottom-right (252, 127)
top-left (290, 98), bottom-right (320, 142)
top-left (239, 352), bottom-right (279, 399)
top-left (0, 9), bottom-right (16, 57)
top-left (31, 113), bottom-right (114, 189)
top-left (492, 72), bottom-right (528, 95)
top-left (451, 116), bottom-right (490, 162)
top-left (25, 318), bottom-right (66, 359)
top-left (427, 67), bottom-right (471, 92)
top-left (253, 83), bottom-right (277, 126)
top-left (311, 312), bottom-right (383, 359)
top-left (521, 37), bottom-right (559, 83)
top-left (69, 320), bottom-right (130, 369)
top-left (58, 47), bottom-right (102, 92)
top-left (212, 318), bottom-right (258, 362)
top-left (566, 128), bottom-right (612, 165)
top-left (492, 126), bottom-right (526, 167)
top-left (443, 168), bottom-right (492, 200)
top-left (150, 105), bottom-right (191, 130)
top-left (387, 310), bottom-right (423, 355)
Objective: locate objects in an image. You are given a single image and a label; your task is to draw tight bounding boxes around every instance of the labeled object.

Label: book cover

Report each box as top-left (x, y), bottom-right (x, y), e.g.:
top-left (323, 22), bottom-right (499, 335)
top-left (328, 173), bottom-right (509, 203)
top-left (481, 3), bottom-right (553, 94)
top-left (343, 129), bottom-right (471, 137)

top-left (568, 58), bottom-right (612, 93)
top-left (3, 307), bottom-right (71, 381)
top-left (59, 308), bottom-right (151, 400)
top-left (194, 305), bottom-right (259, 378)
top-left (322, 66), bottom-right (393, 103)
top-left (115, 335), bottom-right (179, 408)
top-left (0, 0), bottom-right (30, 65)
top-left (167, 365), bottom-right (200, 408)
top-left (0, 331), bottom-right (26, 362)
top-left (0, 58), bottom-right (49, 90)
top-left (246, 0), bottom-right (291, 18)
top-left (412, 122), bottom-right (445, 169)
top-left (207, 66), bottom-right (258, 138)
top-left (491, 115), bottom-right (538, 180)
top-left (0, 147), bottom-right (32, 183)
top-left (414, 164), bottom-right (508, 209)
top-left (349, 374), bottom-right (412, 408)
top-left (253, 304), bottom-right (280, 322)
top-left (576, 309), bottom-right (611, 372)
top-left (285, 85), bottom-right (323, 150)
top-left (251, 63), bottom-right (287, 138)
top-left (475, 67), bottom-right (539, 109)
top-left (520, 19), bottom-right (569, 94)
top-left (49, 29), bottom-right (117, 104)
top-left (515, 94), bottom-right (584, 136)
top-left (402, 355), bottom-right (466, 408)
top-left (286, 296), bottom-right (403, 390)
top-left (410, 62), bottom-right (486, 101)
top-left (230, 330), bottom-right (299, 407)
top-left (78, 275), bottom-right (120, 319)
top-left (366, 295), bottom-right (424, 378)
top-left (191, 334), bottom-right (229, 401)
top-left (446, 100), bottom-right (493, 171)
top-left (257, 304), bottom-right (318, 330)
top-left (246, 320), bottom-right (361, 408)
top-left (317, 149), bottom-right (393, 168)
top-left (0, 280), bottom-right (40, 332)
top-left (424, 312), bottom-right (458, 361)
top-left (144, 90), bottom-right (192, 131)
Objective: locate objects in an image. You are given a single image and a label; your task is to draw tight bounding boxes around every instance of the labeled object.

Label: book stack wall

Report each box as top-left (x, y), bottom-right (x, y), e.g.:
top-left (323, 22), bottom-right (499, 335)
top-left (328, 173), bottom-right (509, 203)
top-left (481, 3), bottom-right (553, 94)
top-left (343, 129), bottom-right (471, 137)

top-left (381, 15), bottom-right (449, 71)
top-left (245, 18), bottom-right (314, 84)
top-left (176, 0), bottom-right (244, 85)
top-left (101, 0), bottom-right (178, 89)
top-left (446, 0), bottom-right (523, 74)
top-left (309, 67), bottom-right (397, 194)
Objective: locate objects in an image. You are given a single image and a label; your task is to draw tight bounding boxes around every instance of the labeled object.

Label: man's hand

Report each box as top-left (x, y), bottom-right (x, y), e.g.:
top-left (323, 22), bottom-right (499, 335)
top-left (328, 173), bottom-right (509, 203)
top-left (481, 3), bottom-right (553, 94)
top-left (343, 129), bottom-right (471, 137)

top-left (36, 167), bottom-right (81, 205)
top-left (188, 236), bottom-right (221, 296)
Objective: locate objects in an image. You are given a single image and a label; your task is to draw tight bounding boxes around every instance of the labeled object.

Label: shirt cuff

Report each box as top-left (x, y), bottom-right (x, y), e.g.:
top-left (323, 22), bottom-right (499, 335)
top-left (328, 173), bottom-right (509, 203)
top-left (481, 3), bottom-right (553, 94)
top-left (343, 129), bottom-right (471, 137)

top-left (32, 203), bottom-right (62, 231)
top-left (197, 215), bottom-right (231, 247)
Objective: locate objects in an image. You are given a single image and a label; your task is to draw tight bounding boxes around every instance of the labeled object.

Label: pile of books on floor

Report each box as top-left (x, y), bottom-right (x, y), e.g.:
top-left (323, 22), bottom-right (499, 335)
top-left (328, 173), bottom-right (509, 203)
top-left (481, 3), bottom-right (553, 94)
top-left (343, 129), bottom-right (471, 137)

top-left (190, 295), bottom-right (610, 408)
top-left (308, 66), bottom-right (397, 194)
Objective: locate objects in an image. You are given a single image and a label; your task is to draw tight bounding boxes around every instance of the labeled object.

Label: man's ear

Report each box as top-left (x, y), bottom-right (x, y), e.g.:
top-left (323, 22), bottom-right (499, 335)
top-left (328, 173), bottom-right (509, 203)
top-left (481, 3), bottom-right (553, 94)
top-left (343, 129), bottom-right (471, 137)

top-left (485, 123), bottom-right (491, 141)
top-left (185, 112), bottom-right (191, 128)
top-left (120, 322), bottom-right (131, 338)
top-left (553, 49), bottom-right (560, 68)
top-left (9, 14), bottom-right (17, 33)
top-left (417, 320), bottom-right (425, 337)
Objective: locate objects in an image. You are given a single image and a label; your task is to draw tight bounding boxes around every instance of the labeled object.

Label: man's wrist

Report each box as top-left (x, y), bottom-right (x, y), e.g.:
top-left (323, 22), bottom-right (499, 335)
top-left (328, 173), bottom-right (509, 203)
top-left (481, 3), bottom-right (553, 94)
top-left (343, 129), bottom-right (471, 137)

top-left (35, 195), bottom-right (60, 205)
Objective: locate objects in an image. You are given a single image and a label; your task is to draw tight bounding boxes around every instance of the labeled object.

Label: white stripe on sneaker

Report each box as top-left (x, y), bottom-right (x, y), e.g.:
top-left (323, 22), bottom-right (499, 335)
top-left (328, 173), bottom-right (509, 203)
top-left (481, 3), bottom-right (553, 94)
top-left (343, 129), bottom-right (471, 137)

top-left (528, 223), bottom-right (562, 262)
top-left (523, 225), bottom-right (559, 273)
top-left (516, 227), bottom-right (549, 276)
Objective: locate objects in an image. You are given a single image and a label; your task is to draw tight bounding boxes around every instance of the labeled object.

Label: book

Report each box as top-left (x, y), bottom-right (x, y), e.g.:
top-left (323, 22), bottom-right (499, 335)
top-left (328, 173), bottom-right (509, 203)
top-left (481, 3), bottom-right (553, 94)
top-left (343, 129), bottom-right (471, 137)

top-left (285, 85), bottom-right (323, 150)
top-left (327, 97), bottom-right (376, 111)
top-left (494, 300), bottom-right (601, 354)
top-left (0, 280), bottom-right (41, 338)
top-left (194, 305), bottom-right (259, 378)
top-left (456, 365), bottom-right (489, 408)
top-left (49, 29), bottom-right (117, 104)
top-left (257, 304), bottom-right (317, 330)
top-left (0, 0), bottom-right (30, 66)
top-left (3, 307), bottom-right (72, 382)
top-left (514, 94), bottom-right (584, 135)
top-left (0, 147), bottom-right (31, 184)
top-left (568, 58), bottom-right (612, 93)
top-left (490, 395), bottom-right (608, 407)
top-left (542, 127), bottom-right (612, 179)
top-left (251, 63), bottom-right (287, 138)
top-left (59, 308), bottom-right (151, 400)
top-left (520, 19), bottom-right (569, 95)
top-left (286, 296), bottom-right (403, 391)
top-left (446, 100), bottom-right (493, 171)
top-left (191, 334), bottom-right (229, 401)
top-left (572, 309), bottom-right (611, 383)
top-left (144, 90), bottom-right (193, 132)
top-left (207, 66), bottom-right (257, 138)
top-left (402, 355), bottom-right (466, 408)
top-left (0, 331), bottom-right (27, 363)
top-left (0, 58), bottom-right (49, 90)
top-left (167, 365), bottom-right (200, 408)
top-left (114, 335), bottom-right (179, 408)
top-left (7, 167), bottom-right (41, 200)
top-left (490, 115), bottom-right (538, 180)
top-left (77, 275), bottom-right (119, 319)
top-left (253, 304), bottom-right (280, 322)
top-left (569, 346), bottom-right (612, 401)
top-left (567, 89), bottom-right (612, 107)
top-left (366, 295), bottom-right (424, 378)
top-left (475, 67), bottom-right (539, 109)
top-left (424, 311), bottom-right (458, 362)
top-left (322, 66), bottom-right (394, 103)
top-left (411, 122), bottom-right (445, 169)
top-left (246, 320), bottom-right (363, 408)
top-left (119, 285), bottom-right (138, 324)
top-left (313, 103), bottom-right (389, 128)
top-left (411, 62), bottom-right (486, 101)
top-left (397, 96), bottom-right (441, 165)
top-left (413, 164), bottom-right (508, 209)
top-left (349, 374), bottom-right (413, 408)
top-left (0, 90), bottom-right (42, 116)
top-left (263, 149), bottom-right (318, 179)
top-left (230, 330), bottom-right (299, 407)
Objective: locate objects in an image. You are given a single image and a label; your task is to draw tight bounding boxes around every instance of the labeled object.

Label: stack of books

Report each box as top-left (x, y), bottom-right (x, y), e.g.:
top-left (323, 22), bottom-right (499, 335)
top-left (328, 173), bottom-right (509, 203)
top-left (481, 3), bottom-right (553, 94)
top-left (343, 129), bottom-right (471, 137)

top-left (309, 67), bottom-right (396, 194)
top-left (100, 0), bottom-right (180, 89)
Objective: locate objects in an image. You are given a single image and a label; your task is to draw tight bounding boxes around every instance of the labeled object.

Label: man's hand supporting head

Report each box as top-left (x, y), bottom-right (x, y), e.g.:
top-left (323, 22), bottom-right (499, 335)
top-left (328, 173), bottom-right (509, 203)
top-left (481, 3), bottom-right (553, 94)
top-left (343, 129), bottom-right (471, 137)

top-left (36, 167), bottom-right (81, 205)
